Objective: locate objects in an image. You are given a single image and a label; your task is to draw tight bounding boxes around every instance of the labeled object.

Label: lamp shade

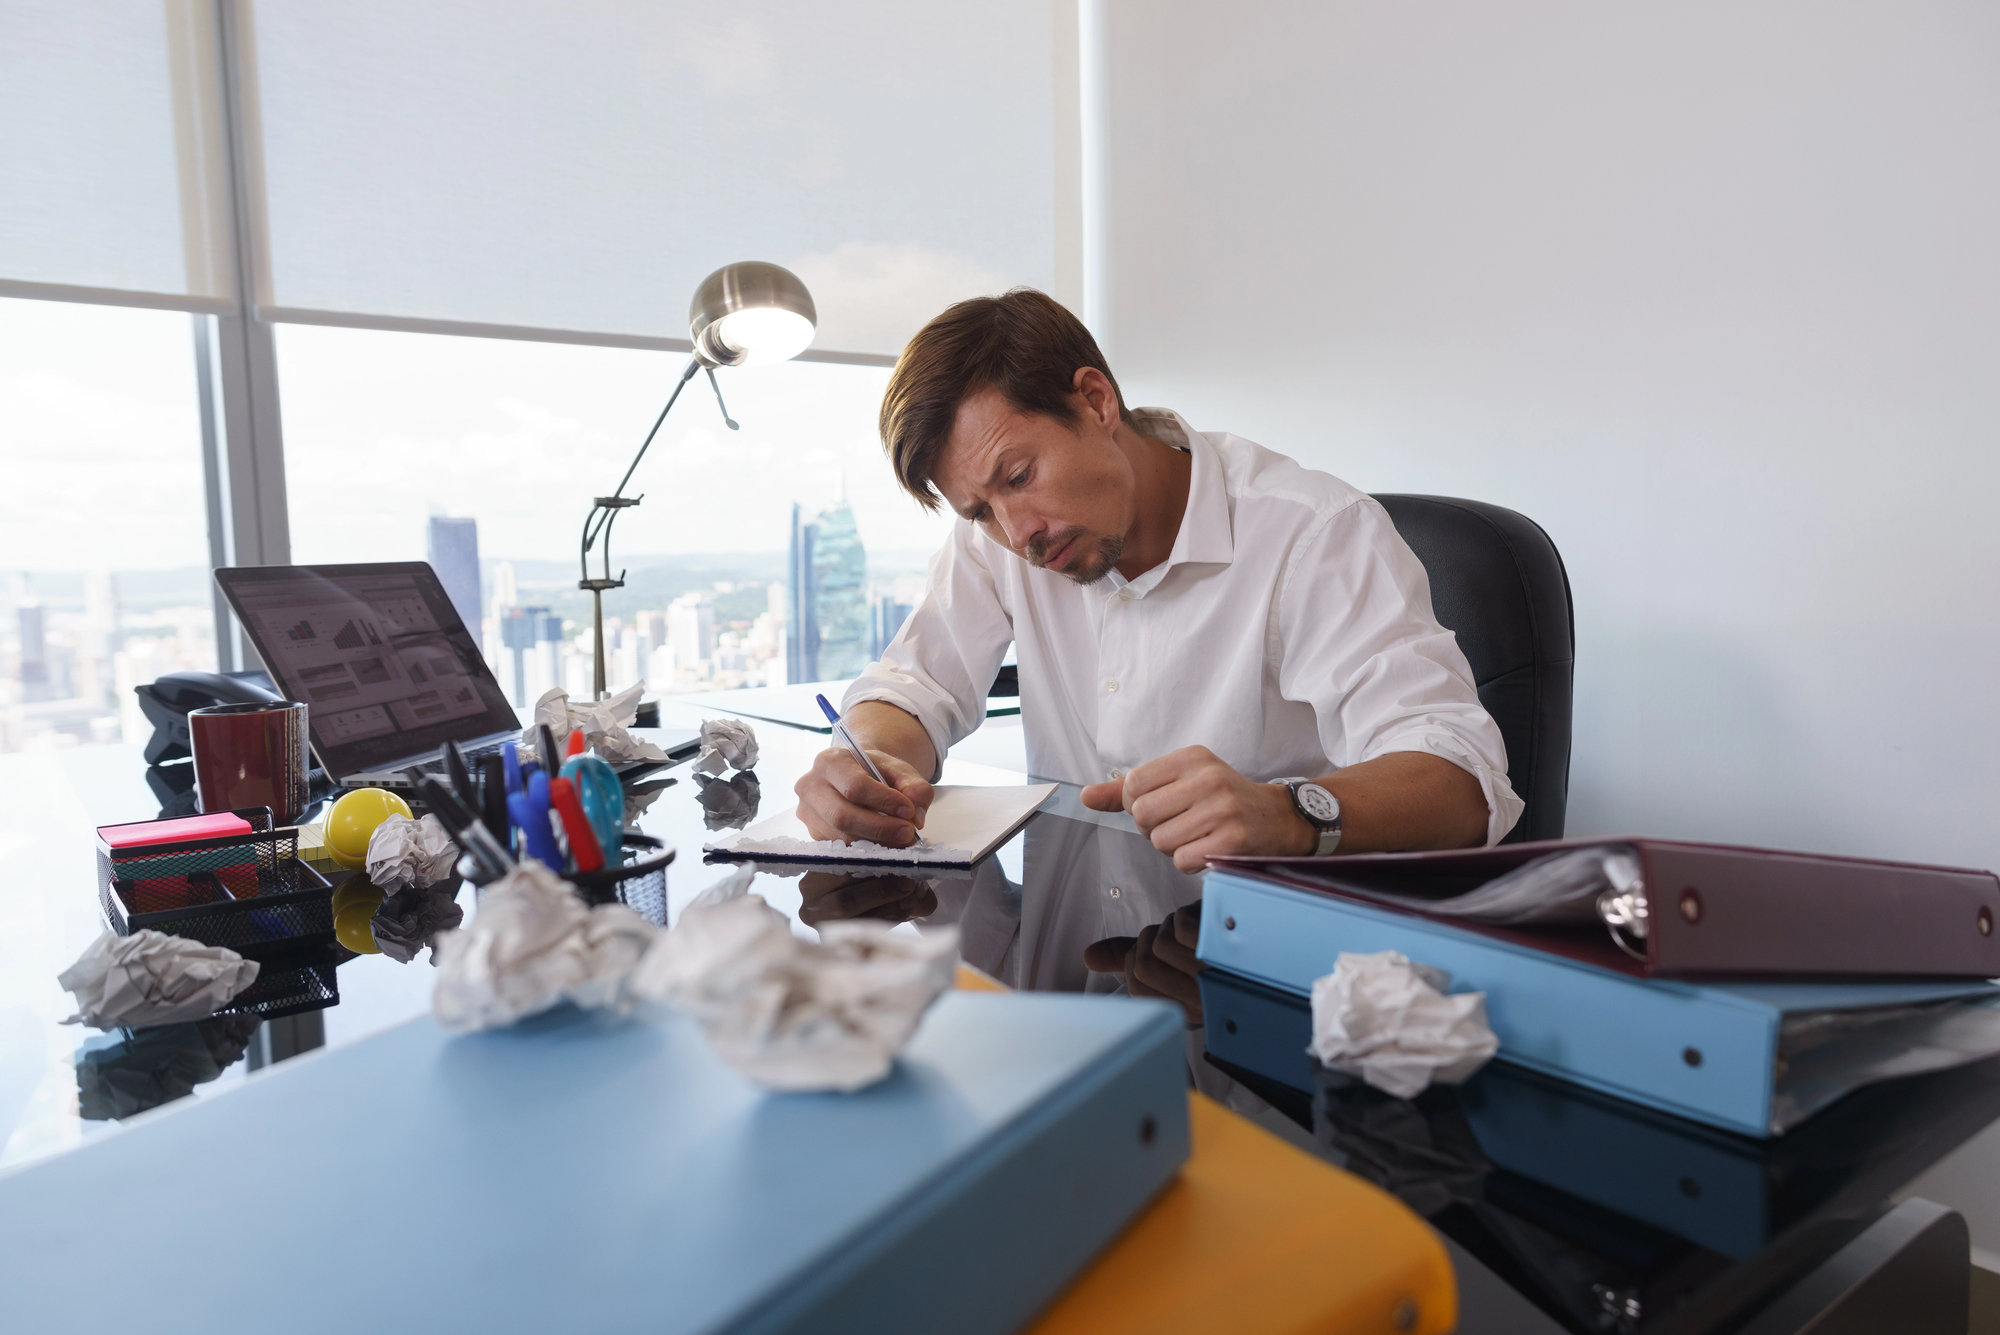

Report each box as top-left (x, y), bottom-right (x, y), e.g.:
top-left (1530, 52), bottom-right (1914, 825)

top-left (689, 261), bottom-right (818, 368)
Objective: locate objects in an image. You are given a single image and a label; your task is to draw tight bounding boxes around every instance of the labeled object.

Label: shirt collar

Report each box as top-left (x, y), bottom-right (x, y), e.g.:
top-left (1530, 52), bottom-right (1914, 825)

top-left (1111, 408), bottom-right (1234, 598)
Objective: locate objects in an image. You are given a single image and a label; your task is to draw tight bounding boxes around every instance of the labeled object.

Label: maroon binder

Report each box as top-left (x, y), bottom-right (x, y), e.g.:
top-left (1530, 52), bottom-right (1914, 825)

top-left (1210, 837), bottom-right (2000, 979)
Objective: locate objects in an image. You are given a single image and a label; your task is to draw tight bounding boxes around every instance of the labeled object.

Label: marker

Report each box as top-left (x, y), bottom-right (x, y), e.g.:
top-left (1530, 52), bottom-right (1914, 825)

top-left (549, 776), bottom-right (604, 873)
top-left (815, 693), bottom-right (888, 786)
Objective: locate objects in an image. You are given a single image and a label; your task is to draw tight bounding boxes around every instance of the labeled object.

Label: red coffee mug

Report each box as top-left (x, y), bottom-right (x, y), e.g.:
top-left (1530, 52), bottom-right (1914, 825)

top-left (189, 700), bottom-right (311, 825)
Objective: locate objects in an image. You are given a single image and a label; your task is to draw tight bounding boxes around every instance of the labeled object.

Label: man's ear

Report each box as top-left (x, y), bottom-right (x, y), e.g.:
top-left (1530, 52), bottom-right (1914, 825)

top-left (1072, 366), bottom-right (1121, 432)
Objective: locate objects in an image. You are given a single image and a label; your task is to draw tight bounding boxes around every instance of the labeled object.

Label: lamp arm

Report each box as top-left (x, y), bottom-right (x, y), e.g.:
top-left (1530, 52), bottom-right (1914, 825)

top-left (610, 355), bottom-right (702, 508)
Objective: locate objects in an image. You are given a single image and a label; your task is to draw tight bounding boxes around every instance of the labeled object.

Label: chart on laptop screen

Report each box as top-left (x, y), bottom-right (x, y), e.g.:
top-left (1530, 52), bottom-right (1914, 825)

top-left (235, 573), bottom-right (489, 742)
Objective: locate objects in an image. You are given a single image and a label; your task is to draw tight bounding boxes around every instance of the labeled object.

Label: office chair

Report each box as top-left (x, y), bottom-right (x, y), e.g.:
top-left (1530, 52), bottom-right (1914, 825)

top-left (1372, 495), bottom-right (1575, 843)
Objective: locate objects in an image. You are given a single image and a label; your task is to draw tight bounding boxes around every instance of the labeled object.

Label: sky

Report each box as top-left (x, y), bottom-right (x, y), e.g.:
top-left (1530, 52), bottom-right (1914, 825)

top-left (0, 296), bottom-right (957, 575)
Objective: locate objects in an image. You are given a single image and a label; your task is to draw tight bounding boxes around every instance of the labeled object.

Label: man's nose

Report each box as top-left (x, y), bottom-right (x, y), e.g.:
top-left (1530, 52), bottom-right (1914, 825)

top-left (994, 500), bottom-right (1042, 553)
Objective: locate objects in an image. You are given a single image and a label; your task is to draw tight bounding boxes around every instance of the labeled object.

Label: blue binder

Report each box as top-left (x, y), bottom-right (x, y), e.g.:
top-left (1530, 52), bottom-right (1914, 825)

top-left (0, 992), bottom-right (1188, 1335)
top-left (1198, 869), bottom-right (2000, 1137)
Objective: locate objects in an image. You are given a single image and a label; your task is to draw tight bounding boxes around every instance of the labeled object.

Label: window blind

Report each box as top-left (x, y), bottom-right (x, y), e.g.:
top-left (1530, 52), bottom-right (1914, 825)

top-left (0, 0), bottom-right (233, 305)
top-left (250, 0), bottom-right (1058, 357)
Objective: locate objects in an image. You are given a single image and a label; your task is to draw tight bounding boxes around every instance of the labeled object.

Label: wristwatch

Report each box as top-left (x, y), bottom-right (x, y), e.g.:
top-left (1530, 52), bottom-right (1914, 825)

top-left (1271, 777), bottom-right (1342, 855)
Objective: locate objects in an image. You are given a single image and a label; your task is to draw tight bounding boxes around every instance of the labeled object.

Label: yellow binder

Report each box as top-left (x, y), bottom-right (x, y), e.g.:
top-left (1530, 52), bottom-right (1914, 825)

top-left (954, 966), bottom-right (1457, 1334)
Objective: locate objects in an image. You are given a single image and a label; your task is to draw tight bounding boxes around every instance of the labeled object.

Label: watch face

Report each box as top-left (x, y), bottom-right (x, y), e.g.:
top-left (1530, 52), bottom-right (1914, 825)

top-left (1297, 783), bottom-right (1340, 823)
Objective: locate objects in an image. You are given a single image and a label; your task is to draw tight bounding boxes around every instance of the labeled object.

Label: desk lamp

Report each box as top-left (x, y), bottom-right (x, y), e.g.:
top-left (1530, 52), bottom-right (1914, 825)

top-left (579, 261), bottom-right (817, 698)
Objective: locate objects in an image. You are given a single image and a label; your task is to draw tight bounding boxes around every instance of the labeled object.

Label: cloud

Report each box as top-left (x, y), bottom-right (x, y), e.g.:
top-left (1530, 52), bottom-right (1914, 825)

top-left (790, 242), bottom-right (1010, 357)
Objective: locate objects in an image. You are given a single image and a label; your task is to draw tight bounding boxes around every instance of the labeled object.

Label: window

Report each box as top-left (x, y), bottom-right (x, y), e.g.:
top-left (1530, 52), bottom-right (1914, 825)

top-left (276, 323), bottom-right (950, 704)
top-left (0, 298), bottom-right (214, 753)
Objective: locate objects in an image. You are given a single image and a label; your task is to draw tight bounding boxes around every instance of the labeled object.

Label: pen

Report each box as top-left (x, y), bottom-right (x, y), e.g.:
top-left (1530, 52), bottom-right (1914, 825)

top-left (815, 693), bottom-right (889, 786)
top-left (443, 739), bottom-right (476, 811)
top-left (549, 776), bottom-right (604, 873)
top-left (538, 723), bottom-right (562, 778)
top-left (479, 753), bottom-right (510, 848)
top-left (502, 741), bottom-right (524, 796)
top-left (566, 728), bottom-right (588, 759)
top-left (515, 769), bottom-right (563, 871)
top-left (416, 776), bottom-right (514, 884)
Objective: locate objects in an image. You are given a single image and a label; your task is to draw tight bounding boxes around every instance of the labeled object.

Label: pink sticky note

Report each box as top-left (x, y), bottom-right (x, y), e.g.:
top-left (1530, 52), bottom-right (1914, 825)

top-left (98, 812), bottom-right (255, 850)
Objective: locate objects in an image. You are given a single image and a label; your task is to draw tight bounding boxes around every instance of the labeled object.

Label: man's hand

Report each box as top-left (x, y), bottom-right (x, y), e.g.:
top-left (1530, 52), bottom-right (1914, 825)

top-left (1084, 903), bottom-right (1205, 1025)
top-left (1080, 746), bottom-right (1311, 872)
top-left (795, 747), bottom-right (935, 847)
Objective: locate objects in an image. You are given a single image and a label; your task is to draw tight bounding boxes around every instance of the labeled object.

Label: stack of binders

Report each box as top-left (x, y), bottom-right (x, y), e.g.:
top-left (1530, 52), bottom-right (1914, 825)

top-left (1196, 837), bottom-right (2000, 1138)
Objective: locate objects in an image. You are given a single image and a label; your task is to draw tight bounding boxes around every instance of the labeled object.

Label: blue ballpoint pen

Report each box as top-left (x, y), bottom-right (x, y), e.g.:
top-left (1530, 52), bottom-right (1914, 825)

top-left (815, 694), bottom-right (889, 785)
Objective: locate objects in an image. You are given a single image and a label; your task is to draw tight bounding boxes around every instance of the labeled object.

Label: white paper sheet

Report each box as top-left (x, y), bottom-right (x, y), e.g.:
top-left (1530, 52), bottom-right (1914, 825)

top-left (705, 783), bottom-right (1056, 866)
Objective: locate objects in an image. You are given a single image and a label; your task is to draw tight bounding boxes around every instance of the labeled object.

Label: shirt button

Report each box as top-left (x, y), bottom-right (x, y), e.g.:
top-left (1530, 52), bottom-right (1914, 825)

top-left (1105, 679), bottom-right (1119, 693)
top-left (1108, 886), bottom-right (1123, 898)
top-left (1109, 768), bottom-right (1125, 780)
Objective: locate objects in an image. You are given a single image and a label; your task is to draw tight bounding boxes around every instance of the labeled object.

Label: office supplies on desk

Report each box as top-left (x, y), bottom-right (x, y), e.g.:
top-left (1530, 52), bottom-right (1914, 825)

top-left (98, 811), bottom-right (253, 849)
top-left (212, 561), bottom-right (698, 791)
top-left (415, 777), bottom-right (514, 884)
top-left (1197, 870), bottom-right (2000, 1136)
top-left (816, 692), bottom-right (888, 783)
top-left (1212, 836), bottom-right (2000, 978)
top-left (559, 751), bottom-right (624, 858)
top-left (548, 776), bottom-right (604, 873)
top-left (188, 700), bottom-right (311, 823)
top-left (443, 738), bottom-right (476, 809)
top-left (708, 783), bottom-right (1057, 867)
top-left (479, 753), bottom-right (508, 846)
top-left (538, 722), bottom-right (562, 779)
top-left (513, 769), bottom-right (563, 872)
top-left (0, 990), bottom-right (1193, 1335)
top-left (1198, 966), bottom-right (2000, 1263)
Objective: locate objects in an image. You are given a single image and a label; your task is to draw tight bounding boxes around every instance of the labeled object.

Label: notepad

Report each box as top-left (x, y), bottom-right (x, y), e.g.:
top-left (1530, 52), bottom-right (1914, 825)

top-left (706, 783), bottom-right (1057, 866)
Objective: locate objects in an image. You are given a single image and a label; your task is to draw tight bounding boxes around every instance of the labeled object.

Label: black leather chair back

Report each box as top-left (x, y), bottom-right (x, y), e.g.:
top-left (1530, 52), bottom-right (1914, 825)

top-left (1372, 494), bottom-right (1575, 843)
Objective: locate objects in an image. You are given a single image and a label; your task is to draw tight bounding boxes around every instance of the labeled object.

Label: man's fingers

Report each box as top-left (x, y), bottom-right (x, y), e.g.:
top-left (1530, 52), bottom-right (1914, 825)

top-left (1119, 746), bottom-right (1217, 804)
top-left (1079, 780), bottom-right (1126, 812)
top-left (1170, 902), bottom-right (1202, 950)
top-left (1083, 936), bottom-right (1138, 972)
top-left (795, 774), bottom-right (920, 846)
top-left (823, 752), bottom-right (917, 821)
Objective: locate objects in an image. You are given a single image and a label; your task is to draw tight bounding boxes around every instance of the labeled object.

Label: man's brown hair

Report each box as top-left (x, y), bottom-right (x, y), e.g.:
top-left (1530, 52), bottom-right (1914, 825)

top-left (879, 287), bottom-right (1134, 512)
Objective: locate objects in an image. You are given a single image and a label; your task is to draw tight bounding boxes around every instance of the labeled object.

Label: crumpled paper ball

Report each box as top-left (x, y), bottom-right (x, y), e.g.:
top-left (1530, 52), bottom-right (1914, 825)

top-left (365, 813), bottom-right (460, 891)
top-left (623, 868), bottom-right (960, 1092)
top-left (370, 884), bottom-right (467, 964)
top-left (430, 860), bottom-right (657, 1032)
top-left (58, 930), bottom-right (262, 1030)
top-left (1308, 950), bottom-right (1499, 1099)
top-left (693, 717), bottom-right (759, 776)
top-left (525, 682), bottom-right (666, 764)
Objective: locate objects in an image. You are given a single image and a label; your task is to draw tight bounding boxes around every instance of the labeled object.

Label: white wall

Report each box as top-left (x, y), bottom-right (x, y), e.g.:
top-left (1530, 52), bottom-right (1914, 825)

top-left (1094, 0), bottom-right (2000, 873)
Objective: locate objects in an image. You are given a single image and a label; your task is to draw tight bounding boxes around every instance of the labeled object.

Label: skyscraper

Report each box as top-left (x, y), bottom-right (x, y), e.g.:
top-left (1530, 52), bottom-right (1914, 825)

top-left (811, 504), bottom-right (868, 679)
top-left (17, 603), bottom-right (49, 703)
top-left (668, 594), bottom-right (716, 678)
top-left (868, 585), bottom-right (914, 661)
top-left (787, 503), bottom-right (819, 684)
top-left (426, 516), bottom-right (482, 630)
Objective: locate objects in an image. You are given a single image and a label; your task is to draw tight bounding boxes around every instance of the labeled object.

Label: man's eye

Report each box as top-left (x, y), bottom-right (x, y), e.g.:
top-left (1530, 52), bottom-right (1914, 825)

top-left (1009, 470), bottom-right (1030, 488)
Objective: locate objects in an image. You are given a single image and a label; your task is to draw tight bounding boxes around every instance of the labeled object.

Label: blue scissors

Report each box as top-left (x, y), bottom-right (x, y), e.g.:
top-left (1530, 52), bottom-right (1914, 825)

top-left (559, 752), bottom-right (625, 864)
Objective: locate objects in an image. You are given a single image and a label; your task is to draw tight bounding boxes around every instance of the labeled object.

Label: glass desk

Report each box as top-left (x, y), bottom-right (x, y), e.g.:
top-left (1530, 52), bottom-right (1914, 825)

top-left (0, 701), bottom-right (1987, 1333)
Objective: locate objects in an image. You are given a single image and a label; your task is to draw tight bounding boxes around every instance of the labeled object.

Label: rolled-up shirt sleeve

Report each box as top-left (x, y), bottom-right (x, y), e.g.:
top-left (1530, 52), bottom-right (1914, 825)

top-left (1275, 499), bottom-right (1524, 845)
top-left (842, 521), bottom-right (1014, 781)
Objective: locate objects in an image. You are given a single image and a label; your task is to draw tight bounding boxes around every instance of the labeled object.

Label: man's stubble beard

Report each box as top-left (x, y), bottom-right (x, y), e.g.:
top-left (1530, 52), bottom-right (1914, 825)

top-left (1028, 525), bottom-right (1124, 586)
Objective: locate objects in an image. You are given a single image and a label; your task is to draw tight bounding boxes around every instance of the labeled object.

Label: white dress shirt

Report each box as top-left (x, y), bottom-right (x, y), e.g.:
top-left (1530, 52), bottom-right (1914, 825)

top-left (844, 408), bottom-right (1524, 845)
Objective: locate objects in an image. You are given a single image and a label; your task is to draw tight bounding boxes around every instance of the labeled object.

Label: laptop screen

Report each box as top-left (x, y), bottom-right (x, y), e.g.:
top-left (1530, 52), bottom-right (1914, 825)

top-left (215, 562), bottom-right (520, 777)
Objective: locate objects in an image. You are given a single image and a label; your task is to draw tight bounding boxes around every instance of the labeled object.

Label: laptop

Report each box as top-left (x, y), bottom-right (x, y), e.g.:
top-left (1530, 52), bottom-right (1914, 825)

top-left (214, 562), bottom-right (698, 790)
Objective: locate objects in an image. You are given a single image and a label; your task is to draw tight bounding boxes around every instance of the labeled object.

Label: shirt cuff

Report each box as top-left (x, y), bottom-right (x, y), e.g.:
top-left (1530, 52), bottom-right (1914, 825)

top-left (839, 685), bottom-right (957, 785)
top-left (1361, 727), bottom-right (1524, 847)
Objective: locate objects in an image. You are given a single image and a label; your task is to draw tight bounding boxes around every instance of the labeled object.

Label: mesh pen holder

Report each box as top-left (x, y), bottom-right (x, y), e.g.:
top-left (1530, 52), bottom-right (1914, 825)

top-left (565, 832), bottom-right (675, 924)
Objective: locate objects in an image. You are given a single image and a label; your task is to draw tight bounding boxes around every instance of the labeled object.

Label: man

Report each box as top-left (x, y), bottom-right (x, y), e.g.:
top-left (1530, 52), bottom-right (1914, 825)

top-left (796, 289), bottom-right (1520, 871)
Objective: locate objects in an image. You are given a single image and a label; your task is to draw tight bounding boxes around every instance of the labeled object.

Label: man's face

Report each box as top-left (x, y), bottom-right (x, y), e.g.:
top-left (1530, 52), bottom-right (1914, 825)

top-left (931, 386), bottom-right (1133, 585)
